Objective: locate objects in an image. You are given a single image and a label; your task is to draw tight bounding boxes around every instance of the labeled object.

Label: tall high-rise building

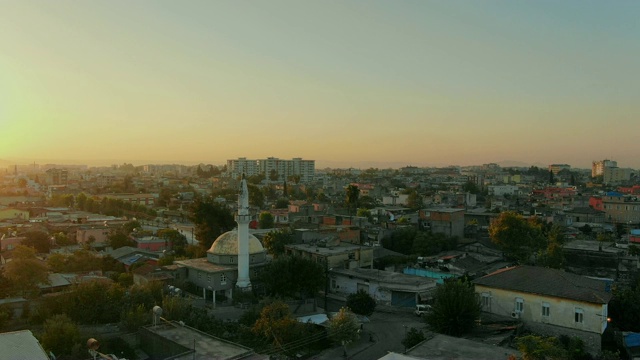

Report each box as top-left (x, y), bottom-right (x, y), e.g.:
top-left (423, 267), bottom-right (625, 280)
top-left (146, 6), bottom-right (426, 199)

top-left (592, 160), bottom-right (617, 177)
top-left (227, 157), bottom-right (315, 182)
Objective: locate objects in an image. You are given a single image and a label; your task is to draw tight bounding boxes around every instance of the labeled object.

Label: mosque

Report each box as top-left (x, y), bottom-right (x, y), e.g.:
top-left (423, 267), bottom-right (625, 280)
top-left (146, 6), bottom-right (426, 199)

top-left (174, 178), bottom-right (268, 306)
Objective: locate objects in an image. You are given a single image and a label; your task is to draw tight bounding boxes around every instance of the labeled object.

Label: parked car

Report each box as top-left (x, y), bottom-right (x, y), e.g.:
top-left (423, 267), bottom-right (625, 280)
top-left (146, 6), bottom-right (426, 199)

top-left (414, 304), bottom-right (432, 316)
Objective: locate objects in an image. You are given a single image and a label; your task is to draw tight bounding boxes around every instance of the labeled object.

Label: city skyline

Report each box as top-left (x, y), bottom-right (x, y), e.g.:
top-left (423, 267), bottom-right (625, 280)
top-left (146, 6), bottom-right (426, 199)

top-left (2, 1), bottom-right (640, 168)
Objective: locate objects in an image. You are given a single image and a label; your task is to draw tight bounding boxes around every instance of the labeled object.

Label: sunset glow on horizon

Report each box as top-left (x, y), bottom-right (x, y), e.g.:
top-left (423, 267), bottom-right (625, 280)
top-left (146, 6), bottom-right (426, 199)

top-left (1, 1), bottom-right (639, 169)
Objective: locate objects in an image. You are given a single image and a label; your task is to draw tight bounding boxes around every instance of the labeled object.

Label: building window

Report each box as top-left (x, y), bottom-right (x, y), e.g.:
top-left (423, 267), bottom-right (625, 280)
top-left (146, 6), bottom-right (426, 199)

top-left (481, 293), bottom-right (491, 308)
top-left (575, 308), bottom-right (584, 323)
top-left (515, 298), bottom-right (524, 313)
top-left (197, 271), bottom-right (202, 280)
top-left (542, 302), bottom-right (550, 317)
top-left (220, 273), bottom-right (227, 285)
top-left (229, 256), bottom-right (234, 263)
top-left (207, 274), bottom-right (211, 283)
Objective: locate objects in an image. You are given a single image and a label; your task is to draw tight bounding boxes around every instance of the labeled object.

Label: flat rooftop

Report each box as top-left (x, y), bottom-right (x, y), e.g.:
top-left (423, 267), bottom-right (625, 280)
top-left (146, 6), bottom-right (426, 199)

top-left (406, 333), bottom-right (520, 360)
top-left (145, 323), bottom-right (265, 360)
top-left (287, 243), bottom-right (371, 255)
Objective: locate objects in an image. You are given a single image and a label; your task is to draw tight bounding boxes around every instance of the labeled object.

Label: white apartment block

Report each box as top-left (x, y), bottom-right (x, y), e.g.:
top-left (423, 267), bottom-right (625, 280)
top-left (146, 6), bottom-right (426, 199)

top-left (603, 167), bottom-right (632, 184)
top-left (488, 185), bottom-right (520, 196)
top-left (227, 157), bottom-right (315, 183)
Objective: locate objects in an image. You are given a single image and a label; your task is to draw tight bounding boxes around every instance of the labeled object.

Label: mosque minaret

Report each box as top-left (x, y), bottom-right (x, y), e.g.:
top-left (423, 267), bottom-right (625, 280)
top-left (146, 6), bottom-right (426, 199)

top-left (235, 176), bottom-right (252, 289)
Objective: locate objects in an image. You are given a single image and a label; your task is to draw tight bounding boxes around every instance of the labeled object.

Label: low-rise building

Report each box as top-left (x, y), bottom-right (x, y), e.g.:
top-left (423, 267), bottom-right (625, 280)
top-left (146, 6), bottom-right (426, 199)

top-left (473, 266), bottom-right (612, 354)
top-left (330, 268), bottom-right (437, 307)
top-left (285, 241), bottom-right (374, 270)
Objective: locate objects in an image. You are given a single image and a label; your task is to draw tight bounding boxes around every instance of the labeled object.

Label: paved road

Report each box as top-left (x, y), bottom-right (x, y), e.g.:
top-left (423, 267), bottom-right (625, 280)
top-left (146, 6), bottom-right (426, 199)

top-left (353, 312), bottom-right (426, 360)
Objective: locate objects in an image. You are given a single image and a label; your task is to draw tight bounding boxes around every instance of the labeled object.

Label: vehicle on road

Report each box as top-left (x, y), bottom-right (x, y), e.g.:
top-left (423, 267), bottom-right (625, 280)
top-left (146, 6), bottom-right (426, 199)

top-left (414, 304), bottom-right (432, 316)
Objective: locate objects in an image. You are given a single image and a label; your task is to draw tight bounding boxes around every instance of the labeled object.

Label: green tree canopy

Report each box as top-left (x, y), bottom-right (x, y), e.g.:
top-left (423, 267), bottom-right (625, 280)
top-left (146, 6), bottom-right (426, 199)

top-left (39, 314), bottom-right (81, 358)
top-left (275, 198), bottom-right (290, 209)
top-left (345, 184), bottom-right (360, 216)
top-left (258, 256), bottom-right (324, 298)
top-left (259, 211), bottom-right (275, 229)
top-left (189, 198), bottom-right (235, 250)
top-left (346, 289), bottom-right (376, 316)
top-left (4, 245), bottom-right (49, 296)
top-left (328, 307), bottom-right (360, 351)
top-left (489, 211), bottom-right (546, 263)
top-left (21, 231), bottom-right (51, 253)
top-left (425, 280), bottom-right (481, 336)
top-left (157, 228), bottom-right (188, 256)
top-left (262, 229), bottom-right (293, 258)
top-left (252, 300), bottom-right (301, 350)
top-left (401, 327), bottom-right (426, 350)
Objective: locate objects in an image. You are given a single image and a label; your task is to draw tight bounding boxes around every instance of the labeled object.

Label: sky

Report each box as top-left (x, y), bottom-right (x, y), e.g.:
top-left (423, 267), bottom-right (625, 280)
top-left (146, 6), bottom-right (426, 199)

top-left (1, 1), bottom-right (639, 169)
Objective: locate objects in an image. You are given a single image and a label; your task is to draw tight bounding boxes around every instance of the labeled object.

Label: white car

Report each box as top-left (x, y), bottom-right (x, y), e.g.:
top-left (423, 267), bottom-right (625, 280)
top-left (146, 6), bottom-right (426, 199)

top-left (414, 304), bottom-right (432, 316)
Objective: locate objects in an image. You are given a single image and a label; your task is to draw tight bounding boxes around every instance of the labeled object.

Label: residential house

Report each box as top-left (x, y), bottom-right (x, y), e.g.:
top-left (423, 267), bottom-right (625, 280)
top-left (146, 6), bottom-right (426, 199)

top-left (285, 241), bottom-right (374, 270)
top-left (473, 266), bottom-right (612, 354)
top-left (0, 208), bottom-right (29, 221)
top-left (329, 267), bottom-right (437, 307)
top-left (419, 208), bottom-right (465, 238)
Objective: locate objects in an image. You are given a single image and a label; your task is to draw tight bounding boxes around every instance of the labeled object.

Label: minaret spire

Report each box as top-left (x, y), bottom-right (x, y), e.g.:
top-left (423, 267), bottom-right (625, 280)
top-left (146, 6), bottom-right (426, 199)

top-left (235, 175), bottom-right (251, 289)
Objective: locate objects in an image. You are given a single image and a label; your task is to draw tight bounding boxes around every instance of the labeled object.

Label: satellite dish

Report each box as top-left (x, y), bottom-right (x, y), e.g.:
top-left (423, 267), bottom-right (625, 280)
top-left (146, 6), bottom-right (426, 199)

top-left (87, 338), bottom-right (100, 351)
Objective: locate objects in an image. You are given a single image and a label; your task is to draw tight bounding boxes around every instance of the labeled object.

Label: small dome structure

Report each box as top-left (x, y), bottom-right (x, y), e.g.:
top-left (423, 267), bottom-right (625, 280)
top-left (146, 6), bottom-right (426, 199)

top-left (208, 230), bottom-right (264, 255)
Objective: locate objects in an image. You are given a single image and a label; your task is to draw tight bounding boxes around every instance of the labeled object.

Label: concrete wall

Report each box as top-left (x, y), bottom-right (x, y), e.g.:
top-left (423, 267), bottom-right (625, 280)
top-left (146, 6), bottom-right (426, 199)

top-left (475, 286), bottom-right (607, 335)
top-left (331, 274), bottom-right (392, 305)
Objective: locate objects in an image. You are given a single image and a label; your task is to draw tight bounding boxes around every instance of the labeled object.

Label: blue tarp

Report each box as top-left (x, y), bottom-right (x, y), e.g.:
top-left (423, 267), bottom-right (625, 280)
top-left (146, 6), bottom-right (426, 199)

top-left (630, 229), bottom-right (640, 236)
top-left (605, 191), bottom-right (623, 197)
top-left (625, 333), bottom-right (640, 348)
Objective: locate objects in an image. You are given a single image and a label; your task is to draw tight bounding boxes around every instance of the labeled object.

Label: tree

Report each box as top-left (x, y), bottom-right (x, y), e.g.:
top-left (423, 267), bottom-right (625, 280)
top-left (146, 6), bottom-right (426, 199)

top-left (489, 211), bottom-right (546, 263)
top-left (157, 229), bottom-right (188, 256)
top-left (401, 327), bottom-right (425, 350)
top-left (120, 304), bottom-right (150, 332)
top-left (39, 314), bottom-right (81, 358)
top-left (259, 256), bottom-right (325, 298)
top-left (328, 307), bottom-right (360, 355)
top-left (275, 198), bottom-right (289, 209)
top-left (609, 277), bottom-right (640, 332)
top-left (462, 181), bottom-right (480, 194)
top-left (247, 183), bottom-right (265, 208)
top-left (259, 211), bottom-right (275, 229)
top-left (357, 208), bottom-right (372, 222)
top-left (269, 169), bottom-right (279, 181)
top-left (189, 198), bottom-right (235, 250)
top-left (345, 185), bottom-right (360, 216)
top-left (53, 232), bottom-right (74, 247)
top-left (358, 195), bottom-right (377, 209)
top-left (4, 245), bottom-right (49, 296)
top-left (346, 289), bottom-right (376, 316)
top-left (252, 300), bottom-right (302, 350)
top-left (262, 229), bottom-right (293, 258)
top-left (629, 244), bottom-right (640, 256)
top-left (425, 280), bottom-right (481, 336)
top-left (405, 189), bottom-right (423, 210)
top-left (22, 231), bottom-right (51, 253)
top-left (108, 232), bottom-right (135, 250)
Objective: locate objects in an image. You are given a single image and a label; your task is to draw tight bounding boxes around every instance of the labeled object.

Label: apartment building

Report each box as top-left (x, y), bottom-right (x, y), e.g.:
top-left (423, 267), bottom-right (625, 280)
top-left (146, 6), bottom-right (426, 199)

top-left (592, 160), bottom-right (617, 177)
top-left (226, 157), bottom-right (315, 182)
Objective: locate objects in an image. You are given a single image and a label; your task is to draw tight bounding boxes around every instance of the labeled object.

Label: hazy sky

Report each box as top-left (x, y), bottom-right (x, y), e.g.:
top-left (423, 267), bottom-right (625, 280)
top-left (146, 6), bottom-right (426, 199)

top-left (1, 1), bottom-right (639, 168)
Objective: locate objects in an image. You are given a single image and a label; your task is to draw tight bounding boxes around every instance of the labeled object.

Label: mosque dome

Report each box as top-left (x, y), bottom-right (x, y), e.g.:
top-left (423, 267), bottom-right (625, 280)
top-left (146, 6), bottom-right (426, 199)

top-left (208, 230), bottom-right (265, 255)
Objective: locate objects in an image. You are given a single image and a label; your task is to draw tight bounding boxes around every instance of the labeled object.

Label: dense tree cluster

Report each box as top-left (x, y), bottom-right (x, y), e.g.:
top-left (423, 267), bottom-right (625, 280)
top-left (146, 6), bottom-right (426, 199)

top-left (425, 279), bottom-right (481, 336)
top-left (345, 289), bottom-right (376, 316)
top-left (258, 256), bottom-right (325, 299)
top-left (381, 227), bottom-right (458, 256)
top-left (196, 164), bottom-right (222, 178)
top-left (50, 193), bottom-right (157, 218)
top-left (261, 229), bottom-right (293, 258)
top-left (189, 198), bottom-right (235, 250)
